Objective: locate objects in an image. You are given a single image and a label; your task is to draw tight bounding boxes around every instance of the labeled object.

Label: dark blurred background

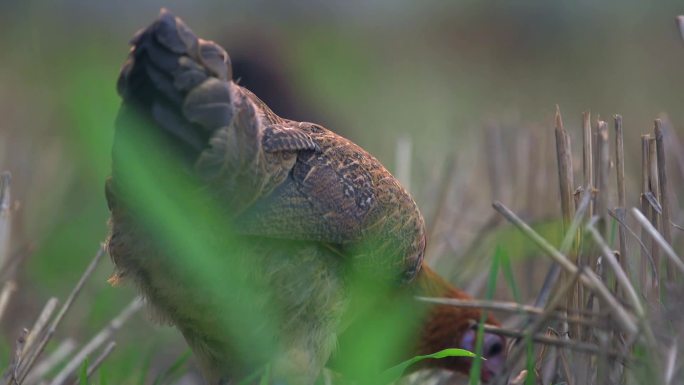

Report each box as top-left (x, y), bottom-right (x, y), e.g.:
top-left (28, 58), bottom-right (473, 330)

top-left (1, 1), bottom-right (683, 383)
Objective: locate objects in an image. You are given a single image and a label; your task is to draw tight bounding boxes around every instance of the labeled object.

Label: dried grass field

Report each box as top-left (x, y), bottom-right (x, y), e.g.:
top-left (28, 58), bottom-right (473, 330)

top-left (1, 2), bottom-right (684, 384)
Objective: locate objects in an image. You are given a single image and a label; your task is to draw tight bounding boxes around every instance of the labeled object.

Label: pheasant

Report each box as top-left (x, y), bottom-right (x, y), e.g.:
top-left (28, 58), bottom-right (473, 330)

top-left (106, 9), bottom-right (505, 384)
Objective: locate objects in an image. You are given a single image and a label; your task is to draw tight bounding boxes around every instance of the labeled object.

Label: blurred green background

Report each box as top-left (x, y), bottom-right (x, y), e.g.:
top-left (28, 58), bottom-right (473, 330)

top-left (1, 0), bottom-right (684, 383)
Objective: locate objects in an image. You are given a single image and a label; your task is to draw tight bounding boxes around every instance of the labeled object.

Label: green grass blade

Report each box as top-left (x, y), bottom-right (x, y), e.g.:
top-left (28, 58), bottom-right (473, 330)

top-left (98, 365), bottom-right (108, 385)
top-left (79, 358), bottom-right (90, 385)
top-left (378, 348), bottom-right (476, 385)
top-left (152, 350), bottom-right (191, 385)
top-left (500, 248), bottom-right (521, 303)
top-left (469, 246), bottom-right (501, 385)
top-left (137, 344), bottom-right (156, 385)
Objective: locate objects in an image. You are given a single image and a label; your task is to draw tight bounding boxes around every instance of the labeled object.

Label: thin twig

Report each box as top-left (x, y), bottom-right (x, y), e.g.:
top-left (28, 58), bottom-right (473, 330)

top-left (631, 208), bottom-right (684, 274)
top-left (553, 109), bottom-right (579, 340)
top-left (537, 332), bottom-right (555, 384)
top-left (4, 297), bottom-right (59, 383)
top-left (23, 339), bottom-right (76, 385)
top-left (614, 115), bottom-right (628, 276)
top-left (0, 280), bottom-right (16, 322)
top-left (557, 342), bottom-right (574, 385)
top-left (555, 105), bottom-right (576, 230)
top-left (585, 221), bottom-right (645, 318)
top-left (595, 120), bottom-right (610, 239)
top-left (560, 188), bottom-right (593, 256)
top-left (529, 270), bottom-right (582, 350)
top-left (0, 172), bottom-right (11, 268)
top-left (608, 209), bottom-right (658, 283)
top-left (609, 333), bottom-right (639, 384)
top-left (49, 298), bottom-right (142, 385)
top-left (583, 111), bottom-right (594, 217)
top-left (664, 342), bottom-right (678, 385)
top-left (648, 138), bottom-right (661, 277)
top-left (5, 329), bottom-right (28, 384)
top-left (585, 221), bottom-right (658, 351)
top-left (671, 221), bottom-right (684, 232)
top-left (658, 113), bottom-right (684, 188)
top-left (415, 297), bottom-right (604, 327)
top-left (0, 172), bottom-right (15, 328)
top-left (21, 298), bottom-right (59, 358)
top-left (17, 246), bottom-right (106, 384)
top-left (482, 324), bottom-right (630, 361)
top-left (645, 191), bottom-right (663, 214)
top-left (640, 135), bottom-right (654, 291)
top-left (492, 201), bottom-right (638, 335)
top-left (534, 188), bottom-right (591, 316)
top-left (493, 269), bottom-right (583, 385)
top-left (534, 264), bottom-right (560, 309)
top-left (655, 119), bottom-right (675, 280)
top-left (596, 330), bottom-right (609, 384)
top-left (71, 341), bottom-right (116, 385)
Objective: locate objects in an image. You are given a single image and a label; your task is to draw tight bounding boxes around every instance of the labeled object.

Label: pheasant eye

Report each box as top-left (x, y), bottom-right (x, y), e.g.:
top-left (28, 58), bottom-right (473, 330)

top-left (486, 341), bottom-right (503, 357)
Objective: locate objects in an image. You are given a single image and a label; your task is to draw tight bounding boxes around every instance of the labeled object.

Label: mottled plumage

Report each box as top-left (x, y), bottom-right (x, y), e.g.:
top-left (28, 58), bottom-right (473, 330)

top-left (107, 10), bottom-right (504, 385)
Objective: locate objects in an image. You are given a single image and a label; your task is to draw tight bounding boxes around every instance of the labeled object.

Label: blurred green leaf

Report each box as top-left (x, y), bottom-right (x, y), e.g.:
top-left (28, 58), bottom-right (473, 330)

top-left (236, 366), bottom-right (266, 385)
top-left (258, 364), bottom-right (271, 385)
